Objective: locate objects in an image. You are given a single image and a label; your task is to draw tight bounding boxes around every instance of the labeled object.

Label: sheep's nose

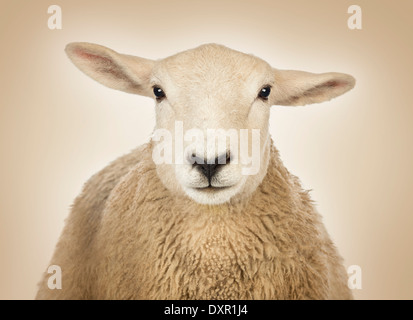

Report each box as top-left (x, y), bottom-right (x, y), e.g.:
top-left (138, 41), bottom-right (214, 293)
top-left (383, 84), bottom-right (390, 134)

top-left (198, 163), bottom-right (218, 183)
top-left (192, 153), bottom-right (230, 184)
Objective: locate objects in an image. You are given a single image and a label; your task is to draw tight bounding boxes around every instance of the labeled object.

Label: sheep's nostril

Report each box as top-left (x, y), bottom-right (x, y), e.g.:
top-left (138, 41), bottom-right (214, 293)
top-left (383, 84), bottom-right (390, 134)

top-left (216, 152), bottom-right (231, 165)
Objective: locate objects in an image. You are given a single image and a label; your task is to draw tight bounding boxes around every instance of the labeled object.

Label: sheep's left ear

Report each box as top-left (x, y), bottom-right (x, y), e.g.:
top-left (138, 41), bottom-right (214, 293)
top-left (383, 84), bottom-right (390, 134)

top-left (271, 69), bottom-right (355, 106)
top-left (65, 42), bottom-right (155, 97)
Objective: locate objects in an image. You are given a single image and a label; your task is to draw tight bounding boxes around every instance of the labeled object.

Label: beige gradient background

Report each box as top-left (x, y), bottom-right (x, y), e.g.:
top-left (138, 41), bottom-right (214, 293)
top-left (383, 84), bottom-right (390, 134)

top-left (0, 0), bottom-right (412, 300)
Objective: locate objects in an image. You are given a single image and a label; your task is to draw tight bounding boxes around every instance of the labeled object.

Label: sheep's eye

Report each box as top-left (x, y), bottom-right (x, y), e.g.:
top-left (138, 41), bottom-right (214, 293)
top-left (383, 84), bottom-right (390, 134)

top-left (153, 86), bottom-right (166, 100)
top-left (258, 86), bottom-right (271, 100)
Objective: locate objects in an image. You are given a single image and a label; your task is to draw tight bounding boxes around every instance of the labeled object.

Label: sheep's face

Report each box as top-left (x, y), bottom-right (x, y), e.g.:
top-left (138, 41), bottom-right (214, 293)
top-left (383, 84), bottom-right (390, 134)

top-left (151, 45), bottom-right (274, 205)
top-left (65, 43), bottom-right (355, 205)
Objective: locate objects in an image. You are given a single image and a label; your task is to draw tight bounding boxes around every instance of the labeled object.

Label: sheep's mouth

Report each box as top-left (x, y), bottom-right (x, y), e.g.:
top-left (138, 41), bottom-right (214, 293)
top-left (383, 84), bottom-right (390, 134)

top-left (184, 180), bottom-right (244, 205)
top-left (194, 185), bottom-right (232, 192)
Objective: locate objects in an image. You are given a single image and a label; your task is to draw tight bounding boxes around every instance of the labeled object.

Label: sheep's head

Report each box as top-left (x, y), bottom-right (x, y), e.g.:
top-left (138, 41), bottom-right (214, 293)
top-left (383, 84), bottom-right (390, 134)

top-left (66, 43), bottom-right (355, 205)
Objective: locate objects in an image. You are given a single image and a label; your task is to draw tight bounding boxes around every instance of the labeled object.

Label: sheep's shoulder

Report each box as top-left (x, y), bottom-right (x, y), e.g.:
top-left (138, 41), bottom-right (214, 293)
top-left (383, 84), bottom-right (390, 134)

top-left (36, 143), bottom-right (152, 299)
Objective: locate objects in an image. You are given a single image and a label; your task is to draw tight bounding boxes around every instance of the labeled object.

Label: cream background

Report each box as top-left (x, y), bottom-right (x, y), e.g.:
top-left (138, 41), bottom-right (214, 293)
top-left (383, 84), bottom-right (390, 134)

top-left (0, 0), bottom-right (412, 299)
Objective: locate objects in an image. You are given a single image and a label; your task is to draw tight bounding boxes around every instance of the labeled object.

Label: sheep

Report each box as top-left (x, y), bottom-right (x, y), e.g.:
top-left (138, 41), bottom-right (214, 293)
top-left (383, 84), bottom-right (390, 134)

top-left (36, 43), bottom-right (355, 300)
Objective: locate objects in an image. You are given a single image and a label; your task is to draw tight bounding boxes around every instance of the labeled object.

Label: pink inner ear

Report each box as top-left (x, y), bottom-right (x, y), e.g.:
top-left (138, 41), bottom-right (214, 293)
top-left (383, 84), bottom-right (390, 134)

top-left (325, 80), bottom-right (346, 88)
top-left (73, 48), bottom-right (111, 63)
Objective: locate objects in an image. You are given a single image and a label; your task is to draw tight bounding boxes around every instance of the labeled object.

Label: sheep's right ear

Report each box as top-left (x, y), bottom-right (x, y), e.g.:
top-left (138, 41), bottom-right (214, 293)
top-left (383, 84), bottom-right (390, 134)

top-left (65, 42), bottom-right (155, 97)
